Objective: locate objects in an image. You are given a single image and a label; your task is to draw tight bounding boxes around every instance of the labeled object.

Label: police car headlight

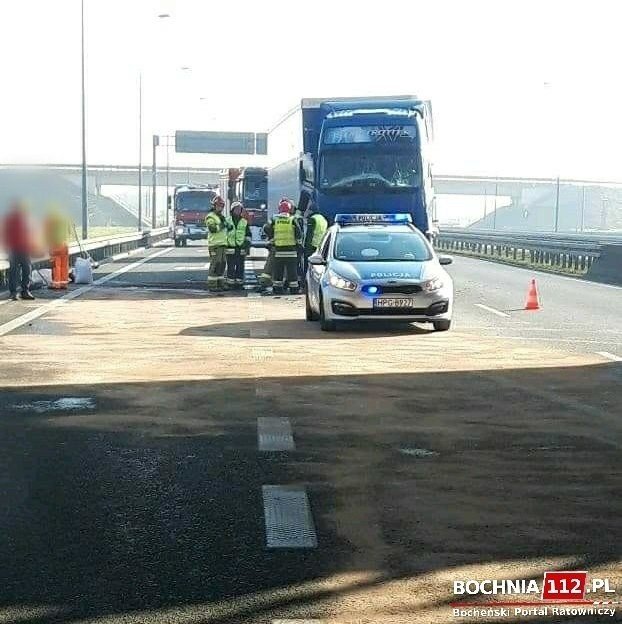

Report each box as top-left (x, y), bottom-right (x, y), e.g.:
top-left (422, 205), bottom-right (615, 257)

top-left (327, 269), bottom-right (357, 291)
top-left (421, 277), bottom-right (444, 292)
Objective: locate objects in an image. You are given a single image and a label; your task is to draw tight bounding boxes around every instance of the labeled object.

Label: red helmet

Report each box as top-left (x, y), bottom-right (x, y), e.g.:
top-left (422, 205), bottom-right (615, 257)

top-left (278, 198), bottom-right (292, 214)
top-left (211, 195), bottom-right (225, 209)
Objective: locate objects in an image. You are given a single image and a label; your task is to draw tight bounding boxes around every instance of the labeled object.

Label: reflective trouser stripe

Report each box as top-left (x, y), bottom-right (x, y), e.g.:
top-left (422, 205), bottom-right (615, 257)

top-left (274, 251), bottom-right (298, 258)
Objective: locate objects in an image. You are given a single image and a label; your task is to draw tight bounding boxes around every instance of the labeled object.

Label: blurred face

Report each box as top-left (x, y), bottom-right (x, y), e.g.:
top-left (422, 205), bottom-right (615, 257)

top-left (10, 200), bottom-right (27, 214)
top-left (232, 205), bottom-right (242, 217)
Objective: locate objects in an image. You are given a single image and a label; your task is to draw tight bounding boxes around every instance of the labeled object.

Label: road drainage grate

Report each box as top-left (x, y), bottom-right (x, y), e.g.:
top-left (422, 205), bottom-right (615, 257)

top-left (258, 417), bottom-right (295, 451)
top-left (262, 485), bottom-right (317, 548)
top-left (11, 397), bottom-right (96, 413)
top-left (400, 447), bottom-right (438, 458)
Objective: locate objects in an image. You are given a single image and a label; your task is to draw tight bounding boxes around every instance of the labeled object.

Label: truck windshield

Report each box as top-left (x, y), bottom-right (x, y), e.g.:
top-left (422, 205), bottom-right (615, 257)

top-left (243, 178), bottom-right (267, 202)
top-left (334, 230), bottom-right (432, 262)
top-left (320, 150), bottom-right (420, 191)
top-left (176, 191), bottom-right (216, 211)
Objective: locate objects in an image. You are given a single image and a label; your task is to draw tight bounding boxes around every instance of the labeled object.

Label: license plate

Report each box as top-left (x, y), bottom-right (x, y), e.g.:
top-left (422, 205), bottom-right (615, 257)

top-left (373, 298), bottom-right (416, 308)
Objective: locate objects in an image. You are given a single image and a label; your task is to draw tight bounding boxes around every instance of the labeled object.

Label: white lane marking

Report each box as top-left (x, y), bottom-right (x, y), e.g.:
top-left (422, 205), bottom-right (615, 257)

top-left (94, 247), bottom-right (173, 285)
top-left (173, 265), bottom-right (206, 271)
top-left (474, 303), bottom-right (511, 318)
top-left (0, 247), bottom-right (172, 337)
top-left (498, 336), bottom-right (622, 345)
top-left (258, 418), bottom-right (295, 451)
top-left (262, 485), bottom-right (317, 548)
top-left (596, 351), bottom-right (622, 362)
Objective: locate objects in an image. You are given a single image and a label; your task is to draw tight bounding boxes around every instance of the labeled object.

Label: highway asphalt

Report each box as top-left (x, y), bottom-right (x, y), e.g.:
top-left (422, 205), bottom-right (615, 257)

top-left (0, 241), bottom-right (620, 624)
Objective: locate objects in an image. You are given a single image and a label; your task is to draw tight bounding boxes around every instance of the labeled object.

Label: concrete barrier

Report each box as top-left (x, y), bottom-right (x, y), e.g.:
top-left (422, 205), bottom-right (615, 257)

top-left (586, 244), bottom-right (622, 285)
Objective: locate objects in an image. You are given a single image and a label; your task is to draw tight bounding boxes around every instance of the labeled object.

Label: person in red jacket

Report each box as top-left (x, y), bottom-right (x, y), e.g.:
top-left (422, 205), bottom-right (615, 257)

top-left (2, 201), bottom-right (35, 301)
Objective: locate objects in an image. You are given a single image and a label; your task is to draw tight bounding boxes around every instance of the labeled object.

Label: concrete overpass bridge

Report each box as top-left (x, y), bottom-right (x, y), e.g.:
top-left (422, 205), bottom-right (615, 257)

top-left (4, 163), bottom-right (621, 194)
top-left (0, 163), bottom-right (221, 195)
top-left (2, 164), bottom-right (621, 230)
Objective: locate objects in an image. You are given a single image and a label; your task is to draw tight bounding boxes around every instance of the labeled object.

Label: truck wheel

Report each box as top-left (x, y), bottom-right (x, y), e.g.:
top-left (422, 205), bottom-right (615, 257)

top-left (305, 291), bottom-right (319, 321)
top-left (433, 319), bottom-right (451, 332)
top-left (319, 292), bottom-right (336, 332)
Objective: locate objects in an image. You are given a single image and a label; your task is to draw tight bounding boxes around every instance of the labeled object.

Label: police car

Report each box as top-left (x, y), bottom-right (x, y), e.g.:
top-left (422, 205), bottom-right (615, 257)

top-left (305, 213), bottom-right (454, 331)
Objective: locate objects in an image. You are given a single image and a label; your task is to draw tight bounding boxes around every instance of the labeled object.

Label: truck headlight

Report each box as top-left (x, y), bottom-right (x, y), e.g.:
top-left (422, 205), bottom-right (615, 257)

top-left (327, 269), bottom-right (357, 291)
top-left (421, 277), bottom-right (444, 292)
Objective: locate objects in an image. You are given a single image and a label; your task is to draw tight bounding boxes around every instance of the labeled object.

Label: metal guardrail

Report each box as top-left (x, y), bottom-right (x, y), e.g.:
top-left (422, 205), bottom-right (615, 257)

top-left (441, 227), bottom-right (622, 244)
top-left (436, 228), bottom-right (605, 273)
top-left (0, 228), bottom-right (169, 284)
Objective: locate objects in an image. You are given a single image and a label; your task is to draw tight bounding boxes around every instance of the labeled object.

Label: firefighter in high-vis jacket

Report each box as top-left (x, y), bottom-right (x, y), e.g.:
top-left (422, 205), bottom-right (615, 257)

top-left (44, 205), bottom-right (72, 290)
top-left (290, 201), bottom-right (305, 285)
top-left (264, 198), bottom-right (303, 294)
top-left (225, 201), bottom-right (251, 290)
top-left (257, 221), bottom-right (274, 291)
top-left (303, 201), bottom-right (328, 275)
top-left (205, 195), bottom-right (228, 292)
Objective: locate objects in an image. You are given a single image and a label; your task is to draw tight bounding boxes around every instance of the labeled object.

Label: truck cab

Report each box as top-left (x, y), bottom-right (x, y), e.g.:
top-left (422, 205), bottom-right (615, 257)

top-left (307, 99), bottom-right (434, 236)
top-left (267, 96), bottom-right (435, 239)
top-left (169, 185), bottom-right (217, 247)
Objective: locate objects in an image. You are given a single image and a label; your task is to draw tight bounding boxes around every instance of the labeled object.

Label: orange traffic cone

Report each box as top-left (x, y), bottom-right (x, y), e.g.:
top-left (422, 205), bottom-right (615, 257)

top-left (524, 278), bottom-right (541, 310)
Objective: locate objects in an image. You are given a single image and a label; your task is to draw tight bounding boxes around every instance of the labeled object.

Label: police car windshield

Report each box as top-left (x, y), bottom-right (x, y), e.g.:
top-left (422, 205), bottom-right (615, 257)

top-left (334, 230), bottom-right (432, 262)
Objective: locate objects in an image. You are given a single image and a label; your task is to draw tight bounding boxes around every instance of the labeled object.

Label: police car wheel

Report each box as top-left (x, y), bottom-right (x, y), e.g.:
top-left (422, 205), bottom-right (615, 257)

top-left (433, 320), bottom-right (451, 332)
top-left (305, 292), bottom-right (319, 321)
top-left (319, 292), bottom-right (336, 331)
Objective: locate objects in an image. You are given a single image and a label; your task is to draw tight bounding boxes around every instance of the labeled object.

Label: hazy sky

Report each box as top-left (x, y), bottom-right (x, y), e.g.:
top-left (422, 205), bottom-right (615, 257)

top-left (1, 0), bottom-right (621, 179)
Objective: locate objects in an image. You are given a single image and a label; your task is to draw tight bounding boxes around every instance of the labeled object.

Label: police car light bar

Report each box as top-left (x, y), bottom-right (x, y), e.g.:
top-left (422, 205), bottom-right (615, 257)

top-left (335, 213), bottom-right (412, 225)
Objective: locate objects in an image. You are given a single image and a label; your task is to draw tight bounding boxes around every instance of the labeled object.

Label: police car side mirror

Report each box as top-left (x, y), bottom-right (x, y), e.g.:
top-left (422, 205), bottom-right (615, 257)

top-left (308, 253), bottom-right (326, 266)
top-left (438, 255), bottom-right (453, 266)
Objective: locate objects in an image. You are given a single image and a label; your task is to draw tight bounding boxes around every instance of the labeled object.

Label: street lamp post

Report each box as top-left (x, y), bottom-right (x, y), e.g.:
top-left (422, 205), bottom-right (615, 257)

top-left (555, 176), bottom-right (559, 232)
top-left (138, 72), bottom-right (143, 231)
top-left (80, 0), bottom-right (88, 240)
top-left (492, 180), bottom-right (498, 230)
top-left (152, 134), bottom-right (159, 228)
